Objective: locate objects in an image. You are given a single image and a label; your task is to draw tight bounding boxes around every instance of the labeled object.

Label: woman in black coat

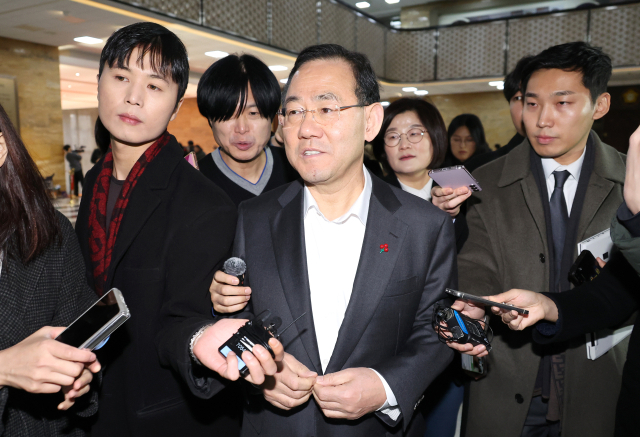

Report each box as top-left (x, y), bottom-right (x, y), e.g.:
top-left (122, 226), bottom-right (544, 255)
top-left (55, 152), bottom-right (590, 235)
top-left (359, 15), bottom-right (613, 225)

top-left (0, 104), bottom-right (100, 436)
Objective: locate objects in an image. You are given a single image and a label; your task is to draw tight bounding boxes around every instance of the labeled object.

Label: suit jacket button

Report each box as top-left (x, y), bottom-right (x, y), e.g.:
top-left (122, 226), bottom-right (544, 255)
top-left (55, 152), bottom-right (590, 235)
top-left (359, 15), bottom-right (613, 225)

top-left (539, 253), bottom-right (545, 263)
top-left (515, 394), bottom-right (524, 404)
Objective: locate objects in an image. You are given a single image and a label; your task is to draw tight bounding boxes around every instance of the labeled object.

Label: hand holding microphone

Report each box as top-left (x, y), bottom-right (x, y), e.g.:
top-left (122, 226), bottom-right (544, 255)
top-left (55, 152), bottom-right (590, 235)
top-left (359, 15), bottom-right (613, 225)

top-left (210, 257), bottom-right (252, 313)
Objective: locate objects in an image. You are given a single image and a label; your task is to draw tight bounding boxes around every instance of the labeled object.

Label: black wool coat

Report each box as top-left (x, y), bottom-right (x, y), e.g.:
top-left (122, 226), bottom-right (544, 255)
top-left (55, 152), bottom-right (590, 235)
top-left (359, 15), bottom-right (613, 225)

top-left (75, 135), bottom-right (239, 436)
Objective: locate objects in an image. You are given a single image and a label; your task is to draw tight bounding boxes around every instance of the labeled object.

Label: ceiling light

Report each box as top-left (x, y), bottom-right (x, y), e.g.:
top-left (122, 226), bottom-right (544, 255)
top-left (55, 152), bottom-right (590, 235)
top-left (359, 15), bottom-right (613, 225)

top-left (390, 20), bottom-right (401, 28)
top-left (356, 2), bottom-right (370, 8)
top-left (414, 90), bottom-right (429, 96)
top-left (402, 87), bottom-right (417, 92)
top-left (280, 78), bottom-right (288, 84)
top-left (68, 85), bottom-right (72, 88)
top-left (381, 101), bottom-right (390, 107)
top-left (74, 36), bottom-right (103, 44)
top-left (75, 72), bottom-right (80, 76)
top-left (488, 81), bottom-right (504, 87)
top-left (386, 0), bottom-right (400, 4)
top-left (269, 65), bottom-right (288, 71)
top-left (205, 51), bottom-right (228, 58)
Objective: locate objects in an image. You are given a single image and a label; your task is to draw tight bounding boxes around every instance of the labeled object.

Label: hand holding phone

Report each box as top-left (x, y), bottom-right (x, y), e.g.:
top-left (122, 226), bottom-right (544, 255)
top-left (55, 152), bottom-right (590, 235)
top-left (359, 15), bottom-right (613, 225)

top-left (429, 166), bottom-right (482, 192)
top-left (445, 289), bottom-right (529, 315)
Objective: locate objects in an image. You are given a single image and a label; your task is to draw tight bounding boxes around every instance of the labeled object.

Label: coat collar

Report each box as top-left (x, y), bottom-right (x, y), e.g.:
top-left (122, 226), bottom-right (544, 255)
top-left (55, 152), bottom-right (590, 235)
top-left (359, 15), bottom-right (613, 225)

top-left (498, 132), bottom-right (625, 188)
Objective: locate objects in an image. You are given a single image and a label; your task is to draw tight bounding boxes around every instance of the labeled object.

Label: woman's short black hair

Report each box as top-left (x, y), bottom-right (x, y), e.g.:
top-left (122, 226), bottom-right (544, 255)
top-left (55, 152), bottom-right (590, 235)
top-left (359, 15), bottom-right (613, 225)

top-left (98, 22), bottom-right (189, 107)
top-left (197, 54), bottom-right (281, 123)
top-left (521, 41), bottom-right (612, 104)
top-left (371, 98), bottom-right (448, 175)
top-left (503, 55), bottom-right (534, 102)
top-left (447, 114), bottom-right (491, 156)
top-left (282, 44), bottom-right (380, 106)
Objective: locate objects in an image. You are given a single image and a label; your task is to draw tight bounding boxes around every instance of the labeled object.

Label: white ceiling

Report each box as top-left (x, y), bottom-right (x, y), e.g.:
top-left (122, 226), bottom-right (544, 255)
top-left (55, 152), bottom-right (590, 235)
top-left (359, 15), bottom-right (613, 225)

top-left (0, 0), bottom-right (638, 110)
top-left (340, 0), bottom-right (441, 19)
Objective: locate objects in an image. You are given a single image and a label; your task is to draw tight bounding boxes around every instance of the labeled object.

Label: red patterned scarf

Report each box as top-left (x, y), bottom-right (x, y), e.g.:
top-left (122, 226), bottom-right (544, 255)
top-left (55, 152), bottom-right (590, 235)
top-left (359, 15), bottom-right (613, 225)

top-left (88, 132), bottom-right (170, 295)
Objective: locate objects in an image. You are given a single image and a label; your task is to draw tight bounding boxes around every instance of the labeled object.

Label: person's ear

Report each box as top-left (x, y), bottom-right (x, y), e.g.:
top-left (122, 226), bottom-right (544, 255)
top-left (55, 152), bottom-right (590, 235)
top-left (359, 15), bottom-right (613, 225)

top-left (169, 98), bottom-right (185, 122)
top-left (364, 103), bottom-right (384, 143)
top-left (0, 133), bottom-right (7, 168)
top-left (592, 92), bottom-right (611, 121)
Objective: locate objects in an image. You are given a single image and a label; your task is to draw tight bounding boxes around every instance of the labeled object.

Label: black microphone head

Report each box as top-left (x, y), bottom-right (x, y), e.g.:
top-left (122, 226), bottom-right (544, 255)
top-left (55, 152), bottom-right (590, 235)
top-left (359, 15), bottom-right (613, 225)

top-left (223, 257), bottom-right (246, 276)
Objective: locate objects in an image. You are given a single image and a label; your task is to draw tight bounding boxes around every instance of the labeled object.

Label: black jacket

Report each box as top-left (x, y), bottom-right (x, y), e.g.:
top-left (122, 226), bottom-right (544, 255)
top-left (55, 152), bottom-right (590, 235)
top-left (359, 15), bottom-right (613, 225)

top-left (0, 212), bottom-right (97, 436)
top-left (382, 173), bottom-right (469, 252)
top-left (75, 135), bottom-right (239, 436)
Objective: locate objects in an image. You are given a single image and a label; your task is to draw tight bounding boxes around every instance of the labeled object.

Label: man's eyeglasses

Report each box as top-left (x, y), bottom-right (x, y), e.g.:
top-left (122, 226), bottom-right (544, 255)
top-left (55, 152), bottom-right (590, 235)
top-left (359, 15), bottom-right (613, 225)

top-left (279, 104), bottom-right (364, 127)
top-left (384, 129), bottom-right (427, 147)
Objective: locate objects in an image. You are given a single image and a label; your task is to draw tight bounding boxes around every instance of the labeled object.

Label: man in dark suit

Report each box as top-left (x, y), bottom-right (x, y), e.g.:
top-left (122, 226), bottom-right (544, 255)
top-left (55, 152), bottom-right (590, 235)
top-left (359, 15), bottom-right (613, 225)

top-left (75, 23), bottom-right (282, 437)
top-left (208, 44), bottom-right (456, 436)
top-left (446, 42), bottom-right (628, 437)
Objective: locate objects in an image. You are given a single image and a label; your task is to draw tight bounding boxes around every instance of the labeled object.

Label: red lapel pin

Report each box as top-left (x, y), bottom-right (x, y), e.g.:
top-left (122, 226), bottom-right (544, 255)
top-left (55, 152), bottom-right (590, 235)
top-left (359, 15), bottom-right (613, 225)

top-left (379, 244), bottom-right (388, 253)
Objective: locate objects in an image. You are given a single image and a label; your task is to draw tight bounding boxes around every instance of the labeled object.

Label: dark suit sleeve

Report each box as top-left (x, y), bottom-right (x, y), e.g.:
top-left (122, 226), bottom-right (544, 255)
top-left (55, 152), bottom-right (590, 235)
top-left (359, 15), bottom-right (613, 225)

top-left (372, 215), bottom-right (456, 430)
top-left (453, 213), bottom-right (469, 253)
top-left (533, 251), bottom-right (639, 344)
top-left (155, 203), bottom-right (237, 399)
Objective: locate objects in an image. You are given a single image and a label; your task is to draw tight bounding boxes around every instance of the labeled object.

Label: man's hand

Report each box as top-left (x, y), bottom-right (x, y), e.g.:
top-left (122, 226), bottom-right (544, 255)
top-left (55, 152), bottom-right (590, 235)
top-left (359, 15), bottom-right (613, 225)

top-left (262, 353), bottom-right (317, 410)
top-left (312, 368), bottom-right (387, 420)
top-left (210, 270), bottom-right (251, 313)
top-left (624, 124), bottom-right (640, 214)
top-left (431, 186), bottom-right (472, 217)
top-left (193, 319), bottom-right (284, 385)
top-left (0, 327), bottom-right (99, 394)
top-left (486, 289), bottom-right (558, 330)
top-left (58, 362), bottom-right (100, 410)
top-left (442, 299), bottom-right (489, 357)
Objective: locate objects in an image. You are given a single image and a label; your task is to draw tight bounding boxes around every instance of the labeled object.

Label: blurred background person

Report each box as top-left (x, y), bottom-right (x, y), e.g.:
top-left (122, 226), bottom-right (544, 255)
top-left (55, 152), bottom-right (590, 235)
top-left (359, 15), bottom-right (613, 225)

top-left (0, 103), bottom-right (101, 436)
top-left (63, 144), bottom-right (84, 196)
top-left (443, 114), bottom-right (491, 167)
top-left (197, 53), bottom-right (298, 207)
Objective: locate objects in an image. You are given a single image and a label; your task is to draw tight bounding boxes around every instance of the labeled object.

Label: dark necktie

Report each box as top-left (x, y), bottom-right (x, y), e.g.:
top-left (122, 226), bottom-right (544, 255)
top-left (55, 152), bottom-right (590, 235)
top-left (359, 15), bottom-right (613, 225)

top-left (550, 170), bottom-right (570, 291)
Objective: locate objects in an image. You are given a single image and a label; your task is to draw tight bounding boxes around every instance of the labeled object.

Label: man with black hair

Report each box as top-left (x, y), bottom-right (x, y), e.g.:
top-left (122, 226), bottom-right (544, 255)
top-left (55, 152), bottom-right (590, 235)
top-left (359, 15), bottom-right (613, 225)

top-left (197, 53), bottom-right (298, 206)
top-left (447, 42), bottom-right (627, 437)
top-left (75, 22), bottom-right (283, 436)
top-left (463, 55), bottom-right (533, 173)
top-left (208, 43), bottom-right (455, 436)
top-left (64, 144), bottom-right (84, 195)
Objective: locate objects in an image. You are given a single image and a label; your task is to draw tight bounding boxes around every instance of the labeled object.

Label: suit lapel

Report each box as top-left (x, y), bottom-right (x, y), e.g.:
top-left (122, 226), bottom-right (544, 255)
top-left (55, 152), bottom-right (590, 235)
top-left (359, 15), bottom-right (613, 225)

top-left (325, 177), bottom-right (407, 374)
top-left (270, 182), bottom-right (323, 374)
top-left (520, 172), bottom-right (548, 246)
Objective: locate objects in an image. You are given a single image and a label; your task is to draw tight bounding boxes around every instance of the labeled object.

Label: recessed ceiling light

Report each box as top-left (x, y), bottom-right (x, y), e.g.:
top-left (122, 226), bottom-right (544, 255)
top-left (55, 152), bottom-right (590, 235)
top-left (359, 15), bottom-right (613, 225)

top-left (68, 85), bottom-right (72, 88)
top-left (385, 0), bottom-right (400, 4)
top-left (488, 81), bottom-right (504, 87)
top-left (269, 65), bottom-right (288, 71)
top-left (414, 90), bottom-right (429, 95)
top-left (74, 36), bottom-right (103, 44)
top-left (75, 72), bottom-right (80, 76)
top-left (402, 87), bottom-right (417, 92)
top-left (356, 2), bottom-right (370, 8)
top-left (205, 51), bottom-right (229, 58)
top-left (280, 78), bottom-right (288, 84)
top-left (380, 101), bottom-right (390, 107)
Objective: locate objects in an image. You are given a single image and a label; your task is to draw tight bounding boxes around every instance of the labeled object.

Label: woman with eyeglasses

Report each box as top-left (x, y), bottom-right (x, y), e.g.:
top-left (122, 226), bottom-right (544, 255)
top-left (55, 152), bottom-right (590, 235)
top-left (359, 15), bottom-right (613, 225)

top-left (0, 103), bottom-right (100, 436)
top-left (443, 113), bottom-right (491, 166)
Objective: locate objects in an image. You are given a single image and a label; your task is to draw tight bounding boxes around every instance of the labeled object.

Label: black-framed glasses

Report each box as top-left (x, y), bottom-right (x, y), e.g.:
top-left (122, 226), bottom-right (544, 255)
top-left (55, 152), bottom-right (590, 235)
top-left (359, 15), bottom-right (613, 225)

top-left (278, 104), bottom-right (364, 126)
top-left (384, 128), bottom-right (427, 147)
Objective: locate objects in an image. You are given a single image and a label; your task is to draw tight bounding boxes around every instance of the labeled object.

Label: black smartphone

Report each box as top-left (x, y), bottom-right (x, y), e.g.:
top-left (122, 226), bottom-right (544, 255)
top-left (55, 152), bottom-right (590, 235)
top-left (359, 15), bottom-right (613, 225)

top-left (56, 288), bottom-right (130, 350)
top-left (568, 250), bottom-right (601, 287)
top-left (445, 288), bottom-right (529, 315)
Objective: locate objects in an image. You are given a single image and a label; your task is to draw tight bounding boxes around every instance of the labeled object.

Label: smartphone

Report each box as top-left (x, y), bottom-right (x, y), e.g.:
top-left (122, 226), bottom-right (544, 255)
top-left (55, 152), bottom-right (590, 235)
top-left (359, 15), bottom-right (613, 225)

top-left (445, 288), bottom-right (529, 315)
top-left (568, 250), bottom-right (601, 287)
top-left (56, 288), bottom-right (130, 350)
top-left (428, 166), bottom-right (482, 192)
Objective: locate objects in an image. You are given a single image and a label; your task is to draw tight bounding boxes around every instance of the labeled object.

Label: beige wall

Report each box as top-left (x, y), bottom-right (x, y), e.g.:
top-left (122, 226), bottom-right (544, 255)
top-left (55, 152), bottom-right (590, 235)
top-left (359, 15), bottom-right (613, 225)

top-left (428, 91), bottom-right (516, 150)
top-left (0, 37), bottom-right (64, 185)
top-left (168, 98), bottom-right (217, 154)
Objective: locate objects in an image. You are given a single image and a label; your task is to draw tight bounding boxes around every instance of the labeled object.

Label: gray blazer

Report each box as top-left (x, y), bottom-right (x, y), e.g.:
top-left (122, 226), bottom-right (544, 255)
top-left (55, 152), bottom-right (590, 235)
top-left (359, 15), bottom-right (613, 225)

top-left (458, 133), bottom-right (628, 437)
top-left (0, 212), bottom-right (97, 436)
top-left (233, 173), bottom-right (456, 437)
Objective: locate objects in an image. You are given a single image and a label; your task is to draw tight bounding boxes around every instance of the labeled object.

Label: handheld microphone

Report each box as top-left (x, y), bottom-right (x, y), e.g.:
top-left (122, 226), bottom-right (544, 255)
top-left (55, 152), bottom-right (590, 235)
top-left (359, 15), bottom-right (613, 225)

top-left (223, 257), bottom-right (246, 286)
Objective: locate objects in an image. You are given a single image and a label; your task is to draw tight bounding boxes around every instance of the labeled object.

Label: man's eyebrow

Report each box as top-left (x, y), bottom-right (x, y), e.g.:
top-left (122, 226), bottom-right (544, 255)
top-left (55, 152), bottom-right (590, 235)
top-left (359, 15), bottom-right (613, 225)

top-left (314, 93), bottom-right (339, 102)
top-left (524, 92), bottom-right (538, 98)
top-left (284, 96), bottom-right (299, 106)
top-left (553, 90), bottom-right (576, 96)
top-left (149, 73), bottom-right (169, 84)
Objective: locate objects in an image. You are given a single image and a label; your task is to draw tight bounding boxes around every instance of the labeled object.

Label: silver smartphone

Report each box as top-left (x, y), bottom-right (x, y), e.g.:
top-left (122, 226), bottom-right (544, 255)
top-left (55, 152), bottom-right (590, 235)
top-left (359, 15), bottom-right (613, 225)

top-left (428, 166), bottom-right (482, 192)
top-left (445, 288), bottom-right (529, 315)
top-left (56, 288), bottom-right (130, 350)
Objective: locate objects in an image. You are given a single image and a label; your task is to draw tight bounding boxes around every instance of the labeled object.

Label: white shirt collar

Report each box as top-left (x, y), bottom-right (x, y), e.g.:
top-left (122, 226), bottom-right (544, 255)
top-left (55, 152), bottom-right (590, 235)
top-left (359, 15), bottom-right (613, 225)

top-left (303, 165), bottom-right (372, 226)
top-left (540, 145), bottom-right (586, 183)
top-left (398, 178), bottom-right (433, 202)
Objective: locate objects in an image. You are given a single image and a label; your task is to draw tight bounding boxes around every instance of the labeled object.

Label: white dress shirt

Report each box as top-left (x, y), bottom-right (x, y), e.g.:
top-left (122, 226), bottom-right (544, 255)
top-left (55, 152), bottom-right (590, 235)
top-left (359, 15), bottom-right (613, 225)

top-left (398, 178), bottom-right (433, 202)
top-left (303, 166), bottom-right (400, 420)
top-left (540, 146), bottom-right (586, 215)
